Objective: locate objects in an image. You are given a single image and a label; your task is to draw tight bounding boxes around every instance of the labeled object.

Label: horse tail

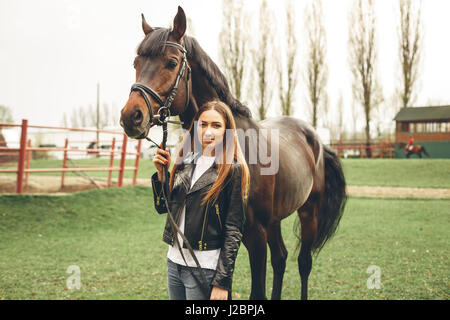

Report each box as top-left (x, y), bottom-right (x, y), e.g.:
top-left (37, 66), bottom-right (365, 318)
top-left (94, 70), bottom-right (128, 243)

top-left (312, 146), bottom-right (347, 254)
top-left (422, 146), bottom-right (430, 157)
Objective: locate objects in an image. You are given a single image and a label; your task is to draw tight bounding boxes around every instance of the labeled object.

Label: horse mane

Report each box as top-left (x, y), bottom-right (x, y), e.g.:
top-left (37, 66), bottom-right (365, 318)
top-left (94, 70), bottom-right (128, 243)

top-left (136, 28), bottom-right (252, 119)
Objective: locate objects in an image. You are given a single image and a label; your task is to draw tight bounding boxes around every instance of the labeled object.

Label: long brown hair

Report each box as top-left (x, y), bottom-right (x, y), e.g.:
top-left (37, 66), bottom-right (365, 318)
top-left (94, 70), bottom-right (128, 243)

top-left (169, 100), bottom-right (250, 207)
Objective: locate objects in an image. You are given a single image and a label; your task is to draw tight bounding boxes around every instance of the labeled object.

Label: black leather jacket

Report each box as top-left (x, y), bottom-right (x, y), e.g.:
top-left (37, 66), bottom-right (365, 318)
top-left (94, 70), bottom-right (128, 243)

top-left (151, 151), bottom-right (246, 292)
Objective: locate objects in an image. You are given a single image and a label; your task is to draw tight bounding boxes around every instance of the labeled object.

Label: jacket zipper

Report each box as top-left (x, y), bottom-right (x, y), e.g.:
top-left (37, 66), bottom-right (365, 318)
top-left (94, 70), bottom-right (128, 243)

top-left (151, 177), bottom-right (161, 206)
top-left (199, 202), bottom-right (209, 251)
top-left (215, 203), bottom-right (223, 231)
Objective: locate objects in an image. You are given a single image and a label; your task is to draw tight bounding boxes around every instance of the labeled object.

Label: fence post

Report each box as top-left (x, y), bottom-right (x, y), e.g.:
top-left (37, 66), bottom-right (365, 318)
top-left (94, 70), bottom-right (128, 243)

top-left (388, 136), bottom-right (393, 158)
top-left (108, 137), bottom-right (116, 187)
top-left (25, 139), bottom-right (31, 187)
top-left (360, 142), bottom-right (363, 159)
top-left (118, 134), bottom-right (128, 187)
top-left (16, 119), bottom-right (28, 194)
top-left (133, 139), bottom-right (142, 185)
top-left (61, 138), bottom-right (69, 189)
top-left (338, 140), bottom-right (342, 158)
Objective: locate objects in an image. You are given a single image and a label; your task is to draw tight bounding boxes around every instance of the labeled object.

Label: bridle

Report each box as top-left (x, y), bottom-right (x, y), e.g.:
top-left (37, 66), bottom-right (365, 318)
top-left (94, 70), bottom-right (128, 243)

top-left (129, 41), bottom-right (211, 297)
top-left (129, 41), bottom-right (190, 136)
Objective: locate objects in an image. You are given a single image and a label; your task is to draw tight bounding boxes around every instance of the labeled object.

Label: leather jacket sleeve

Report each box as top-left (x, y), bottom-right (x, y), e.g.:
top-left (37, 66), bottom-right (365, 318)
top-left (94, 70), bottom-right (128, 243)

top-left (211, 164), bottom-right (246, 292)
top-left (151, 171), bottom-right (170, 214)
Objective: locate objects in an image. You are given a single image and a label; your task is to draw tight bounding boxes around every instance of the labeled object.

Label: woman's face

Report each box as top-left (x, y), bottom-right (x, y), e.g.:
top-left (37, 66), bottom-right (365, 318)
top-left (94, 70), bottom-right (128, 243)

top-left (196, 109), bottom-right (226, 156)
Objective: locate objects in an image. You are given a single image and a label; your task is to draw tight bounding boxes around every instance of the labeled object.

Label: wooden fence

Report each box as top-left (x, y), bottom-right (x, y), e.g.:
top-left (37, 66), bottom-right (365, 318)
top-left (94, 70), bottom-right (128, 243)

top-left (329, 140), bottom-right (395, 159)
top-left (0, 119), bottom-right (141, 194)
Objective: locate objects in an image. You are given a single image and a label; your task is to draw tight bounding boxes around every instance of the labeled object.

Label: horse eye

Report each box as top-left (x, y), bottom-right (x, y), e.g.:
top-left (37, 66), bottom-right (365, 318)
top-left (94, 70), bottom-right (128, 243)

top-left (167, 60), bottom-right (177, 69)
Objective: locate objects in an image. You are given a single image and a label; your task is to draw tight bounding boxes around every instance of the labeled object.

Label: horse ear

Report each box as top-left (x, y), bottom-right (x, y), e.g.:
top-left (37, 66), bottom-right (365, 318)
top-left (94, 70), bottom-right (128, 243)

top-left (141, 13), bottom-right (153, 35)
top-left (171, 6), bottom-right (186, 41)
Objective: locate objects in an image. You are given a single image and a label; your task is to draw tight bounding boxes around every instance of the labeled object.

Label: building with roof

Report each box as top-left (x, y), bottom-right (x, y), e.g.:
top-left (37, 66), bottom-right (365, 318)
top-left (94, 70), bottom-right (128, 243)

top-left (393, 105), bottom-right (450, 158)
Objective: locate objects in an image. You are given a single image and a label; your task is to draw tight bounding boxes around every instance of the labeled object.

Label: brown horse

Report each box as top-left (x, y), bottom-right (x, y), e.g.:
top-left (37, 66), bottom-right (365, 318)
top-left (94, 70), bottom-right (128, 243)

top-left (120, 7), bottom-right (347, 300)
top-left (398, 142), bottom-right (430, 158)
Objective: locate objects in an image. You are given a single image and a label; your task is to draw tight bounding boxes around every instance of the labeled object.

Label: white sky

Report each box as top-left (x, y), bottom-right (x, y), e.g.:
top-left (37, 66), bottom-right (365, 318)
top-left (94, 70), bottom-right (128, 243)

top-left (0, 0), bottom-right (449, 134)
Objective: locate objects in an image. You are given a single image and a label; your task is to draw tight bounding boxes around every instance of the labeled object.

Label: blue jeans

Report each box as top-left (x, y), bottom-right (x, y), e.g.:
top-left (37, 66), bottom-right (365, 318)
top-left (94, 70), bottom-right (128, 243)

top-left (167, 258), bottom-right (216, 300)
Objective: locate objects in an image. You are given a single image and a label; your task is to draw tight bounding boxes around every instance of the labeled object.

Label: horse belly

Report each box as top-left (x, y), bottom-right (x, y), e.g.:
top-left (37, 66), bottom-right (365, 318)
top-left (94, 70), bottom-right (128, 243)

top-left (276, 148), bottom-right (314, 216)
top-left (262, 120), bottom-right (316, 217)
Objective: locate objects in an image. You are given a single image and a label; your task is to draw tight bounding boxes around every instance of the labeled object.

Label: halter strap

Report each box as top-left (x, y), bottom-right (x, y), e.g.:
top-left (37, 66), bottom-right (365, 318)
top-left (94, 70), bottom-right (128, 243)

top-left (130, 41), bottom-right (190, 126)
top-left (165, 41), bottom-right (187, 54)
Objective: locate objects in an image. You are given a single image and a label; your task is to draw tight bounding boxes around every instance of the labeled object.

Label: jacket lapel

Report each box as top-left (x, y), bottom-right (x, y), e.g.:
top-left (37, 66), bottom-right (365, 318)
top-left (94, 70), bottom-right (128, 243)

top-left (177, 152), bottom-right (197, 191)
top-left (176, 151), bottom-right (219, 194)
top-left (187, 164), bottom-right (218, 195)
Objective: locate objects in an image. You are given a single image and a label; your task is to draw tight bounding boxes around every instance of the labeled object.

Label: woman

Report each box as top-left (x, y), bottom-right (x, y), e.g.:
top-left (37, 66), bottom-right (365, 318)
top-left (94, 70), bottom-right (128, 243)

top-left (151, 100), bottom-right (250, 300)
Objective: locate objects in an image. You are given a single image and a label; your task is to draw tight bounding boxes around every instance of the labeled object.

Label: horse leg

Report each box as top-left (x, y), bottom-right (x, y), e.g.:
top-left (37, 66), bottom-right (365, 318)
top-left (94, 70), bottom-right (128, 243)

top-left (297, 201), bottom-right (318, 300)
top-left (267, 222), bottom-right (288, 300)
top-left (243, 222), bottom-right (268, 300)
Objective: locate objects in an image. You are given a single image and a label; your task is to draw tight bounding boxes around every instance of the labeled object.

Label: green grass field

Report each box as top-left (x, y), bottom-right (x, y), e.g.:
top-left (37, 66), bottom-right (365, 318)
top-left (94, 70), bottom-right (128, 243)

top-left (2, 158), bottom-right (450, 188)
top-left (0, 186), bottom-right (448, 300)
top-left (341, 159), bottom-right (450, 188)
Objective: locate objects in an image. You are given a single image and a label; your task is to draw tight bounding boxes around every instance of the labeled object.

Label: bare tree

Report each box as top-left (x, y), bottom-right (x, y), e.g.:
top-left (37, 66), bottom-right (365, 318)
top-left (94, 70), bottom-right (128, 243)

top-left (0, 105), bottom-right (13, 123)
top-left (398, 0), bottom-right (422, 109)
top-left (70, 108), bottom-right (80, 128)
top-left (348, 0), bottom-right (383, 156)
top-left (0, 105), bottom-right (13, 139)
top-left (278, 0), bottom-right (298, 116)
top-left (64, 102), bottom-right (120, 129)
top-left (304, 0), bottom-right (328, 129)
top-left (253, 0), bottom-right (274, 120)
top-left (336, 92), bottom-right (345, 141)
top-left (350, 100), bottom-right (359, 141)
top-left (61, 112), bottom-right (69, 127)
top-left (219, 0), bottom-right (248, 101)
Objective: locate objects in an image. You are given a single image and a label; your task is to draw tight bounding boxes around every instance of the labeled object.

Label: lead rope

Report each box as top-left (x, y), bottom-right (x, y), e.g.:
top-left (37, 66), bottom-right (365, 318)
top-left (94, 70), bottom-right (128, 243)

top-left (158, 115), bottom-right (211, 299)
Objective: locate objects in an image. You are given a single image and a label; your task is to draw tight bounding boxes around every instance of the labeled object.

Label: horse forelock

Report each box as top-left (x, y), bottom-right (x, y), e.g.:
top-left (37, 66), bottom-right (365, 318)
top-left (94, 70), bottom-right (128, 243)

top-left (137, 28), bottom-right (170, 57)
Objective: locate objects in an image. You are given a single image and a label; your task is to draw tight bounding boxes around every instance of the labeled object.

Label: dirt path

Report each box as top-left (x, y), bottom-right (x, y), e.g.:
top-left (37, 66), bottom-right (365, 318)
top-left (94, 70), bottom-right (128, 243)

top-left (0, 175), bottom-right (449, 198)
top-left (0, 175), bottom-right (151, 195)
top-left (347, 185), bottom-right (450, 199)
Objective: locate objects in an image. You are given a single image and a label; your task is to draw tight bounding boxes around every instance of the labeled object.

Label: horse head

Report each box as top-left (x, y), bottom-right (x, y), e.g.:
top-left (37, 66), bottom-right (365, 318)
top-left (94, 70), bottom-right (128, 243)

top-left (120, 6), bottom-right (191, 139)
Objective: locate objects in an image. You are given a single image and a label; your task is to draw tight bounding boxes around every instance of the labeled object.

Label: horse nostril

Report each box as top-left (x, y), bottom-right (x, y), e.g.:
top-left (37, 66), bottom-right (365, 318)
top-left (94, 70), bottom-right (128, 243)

top-left (132, 109), bottom-right (143, 126)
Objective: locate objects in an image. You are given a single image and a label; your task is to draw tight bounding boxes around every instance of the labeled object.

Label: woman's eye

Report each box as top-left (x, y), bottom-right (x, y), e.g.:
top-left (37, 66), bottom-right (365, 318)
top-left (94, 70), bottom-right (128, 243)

top-left (167, 60), bottom-right (177, 69)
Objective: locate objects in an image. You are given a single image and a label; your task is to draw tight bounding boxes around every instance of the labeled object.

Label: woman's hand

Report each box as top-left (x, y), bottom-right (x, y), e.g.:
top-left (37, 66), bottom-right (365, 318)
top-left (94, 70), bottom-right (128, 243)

top-left (210, 286), bottom-right (228, 300)
top-left (152, 143), bottom-right (170, 182)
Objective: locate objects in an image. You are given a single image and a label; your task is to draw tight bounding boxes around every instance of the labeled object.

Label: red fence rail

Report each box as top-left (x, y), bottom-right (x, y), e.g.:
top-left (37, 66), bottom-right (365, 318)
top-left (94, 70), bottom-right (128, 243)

top-left (329, 139), bottom-right (395, 159)
top-left (0, 119), bottom-right (141, 194)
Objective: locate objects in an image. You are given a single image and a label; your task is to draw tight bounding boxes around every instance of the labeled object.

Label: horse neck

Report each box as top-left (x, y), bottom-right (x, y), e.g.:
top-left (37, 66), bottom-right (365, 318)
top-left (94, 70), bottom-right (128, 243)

top-left (186, 59), bottom-right (260, 132)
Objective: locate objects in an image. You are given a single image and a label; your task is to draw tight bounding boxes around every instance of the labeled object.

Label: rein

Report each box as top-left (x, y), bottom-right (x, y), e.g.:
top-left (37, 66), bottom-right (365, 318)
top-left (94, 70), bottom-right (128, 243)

top-left (129, 41), bottom-right (210, 298)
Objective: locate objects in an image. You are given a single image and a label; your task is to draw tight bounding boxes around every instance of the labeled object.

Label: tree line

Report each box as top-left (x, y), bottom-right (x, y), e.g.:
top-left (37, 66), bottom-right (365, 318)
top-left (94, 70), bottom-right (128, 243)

top-left (218, 0), bottom-right (422, 151)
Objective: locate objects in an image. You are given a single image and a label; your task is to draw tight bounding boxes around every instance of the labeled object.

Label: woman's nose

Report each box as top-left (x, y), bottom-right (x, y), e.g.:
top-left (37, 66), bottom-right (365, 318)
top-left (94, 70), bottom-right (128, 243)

top-left (204, 127), bottom-right (213, 136)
